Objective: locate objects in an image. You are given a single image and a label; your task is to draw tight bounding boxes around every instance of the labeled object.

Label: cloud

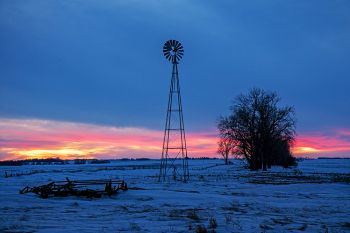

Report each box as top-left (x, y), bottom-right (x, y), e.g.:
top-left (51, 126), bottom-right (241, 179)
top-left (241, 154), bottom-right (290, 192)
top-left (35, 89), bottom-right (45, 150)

top-left (1, 118), bottom-right (349, 160)
top-left (0, 118), bottom-right (217, 160)
top-left (294, 129), bottom-right (350, 157)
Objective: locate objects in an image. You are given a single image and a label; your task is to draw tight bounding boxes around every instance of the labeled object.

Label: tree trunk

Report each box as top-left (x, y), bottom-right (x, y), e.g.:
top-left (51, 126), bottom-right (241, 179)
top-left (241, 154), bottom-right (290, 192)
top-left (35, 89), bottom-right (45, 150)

top-left (267, 160), bottom-right (271, 169)
top-left (262, 159), bottom-right (267, 171)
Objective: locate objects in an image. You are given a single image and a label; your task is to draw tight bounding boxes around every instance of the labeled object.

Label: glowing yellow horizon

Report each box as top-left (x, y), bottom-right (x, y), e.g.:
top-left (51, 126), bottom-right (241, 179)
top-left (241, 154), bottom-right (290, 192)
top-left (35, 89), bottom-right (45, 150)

top-left (293, 146), bottom-right (321, 154)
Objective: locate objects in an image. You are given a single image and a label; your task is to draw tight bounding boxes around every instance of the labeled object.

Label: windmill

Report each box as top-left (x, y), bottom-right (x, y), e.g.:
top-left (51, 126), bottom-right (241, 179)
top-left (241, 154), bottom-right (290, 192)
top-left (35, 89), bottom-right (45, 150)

top-left (159, 40), bottom-right (189, 182)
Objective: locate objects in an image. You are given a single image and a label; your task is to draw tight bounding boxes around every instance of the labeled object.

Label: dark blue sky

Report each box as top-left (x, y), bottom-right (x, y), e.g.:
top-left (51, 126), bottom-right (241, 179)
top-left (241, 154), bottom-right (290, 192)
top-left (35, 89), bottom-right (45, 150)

top-left (1, 0), bottom-right (350, 133)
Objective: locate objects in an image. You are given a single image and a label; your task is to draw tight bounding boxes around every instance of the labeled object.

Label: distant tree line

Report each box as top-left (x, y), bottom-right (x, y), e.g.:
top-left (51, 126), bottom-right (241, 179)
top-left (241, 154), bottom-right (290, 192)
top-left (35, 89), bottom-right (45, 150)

top-left (0, 157), bottom-right (65, 166)
top-left (0, 157), bottom-right (163, 166)
top-left (0, 158), bottom-right (112, 166)
top-left (218, 88), bottom-right (296, 170)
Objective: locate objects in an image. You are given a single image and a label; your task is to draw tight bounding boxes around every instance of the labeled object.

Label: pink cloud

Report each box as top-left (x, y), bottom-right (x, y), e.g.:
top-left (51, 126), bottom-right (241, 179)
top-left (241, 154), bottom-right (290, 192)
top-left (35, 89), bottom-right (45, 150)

top-left (0, 118), bottom-right (217, 160)
top-left (293, 129), bottom-right (350, 157)
top-left (0, 118), bottom-right (349, 160)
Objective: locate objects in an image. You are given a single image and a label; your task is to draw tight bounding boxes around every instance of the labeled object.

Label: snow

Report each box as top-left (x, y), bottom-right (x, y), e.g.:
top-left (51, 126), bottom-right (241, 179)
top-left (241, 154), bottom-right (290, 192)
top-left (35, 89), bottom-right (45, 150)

top-left (0, 159), bottom-right (349, 232)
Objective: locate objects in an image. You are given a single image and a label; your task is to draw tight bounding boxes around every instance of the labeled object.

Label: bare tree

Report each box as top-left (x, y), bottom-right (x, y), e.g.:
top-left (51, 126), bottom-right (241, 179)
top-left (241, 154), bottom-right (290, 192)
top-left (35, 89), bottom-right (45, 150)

top-left (218, 88), bottom-right (296, 170)
top-left (217, 137), bottom-right (235, 165)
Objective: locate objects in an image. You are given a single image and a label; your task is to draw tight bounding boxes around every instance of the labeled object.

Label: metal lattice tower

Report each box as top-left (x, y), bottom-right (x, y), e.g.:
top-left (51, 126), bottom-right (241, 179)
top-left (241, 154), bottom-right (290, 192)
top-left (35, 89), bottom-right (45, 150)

top-left (159, 40), bottom-right (189, 182)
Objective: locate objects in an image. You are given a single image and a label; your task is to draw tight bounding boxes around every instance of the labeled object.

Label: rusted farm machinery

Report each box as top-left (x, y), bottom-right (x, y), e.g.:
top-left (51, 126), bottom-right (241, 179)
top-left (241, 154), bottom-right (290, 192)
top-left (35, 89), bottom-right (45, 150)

top-left (20, 178), bottom-right (128, 198)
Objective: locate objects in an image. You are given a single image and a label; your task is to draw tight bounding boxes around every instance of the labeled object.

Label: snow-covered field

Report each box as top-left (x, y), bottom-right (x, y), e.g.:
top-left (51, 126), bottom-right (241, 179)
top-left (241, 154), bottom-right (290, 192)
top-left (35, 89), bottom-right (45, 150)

top-left (0, 159), bottom-right (349, 233)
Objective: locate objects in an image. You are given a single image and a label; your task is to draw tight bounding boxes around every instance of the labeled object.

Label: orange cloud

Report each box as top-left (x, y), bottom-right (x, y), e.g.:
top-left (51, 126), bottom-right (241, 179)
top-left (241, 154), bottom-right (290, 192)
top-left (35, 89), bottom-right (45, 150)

top-left (0, 118), bottom-right (349, 160)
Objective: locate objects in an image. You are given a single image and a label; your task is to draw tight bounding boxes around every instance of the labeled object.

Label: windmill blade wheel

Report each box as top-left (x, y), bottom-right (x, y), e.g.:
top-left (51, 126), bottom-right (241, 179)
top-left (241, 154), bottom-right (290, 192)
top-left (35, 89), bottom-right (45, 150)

top-left (163, 40), bottom-right (184, 64)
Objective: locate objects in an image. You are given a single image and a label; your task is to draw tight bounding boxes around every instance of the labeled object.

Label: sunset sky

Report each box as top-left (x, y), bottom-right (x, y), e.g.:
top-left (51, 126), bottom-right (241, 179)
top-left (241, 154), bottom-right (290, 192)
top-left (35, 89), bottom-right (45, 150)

top-left (1, 1), bottom-right (349, 160)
